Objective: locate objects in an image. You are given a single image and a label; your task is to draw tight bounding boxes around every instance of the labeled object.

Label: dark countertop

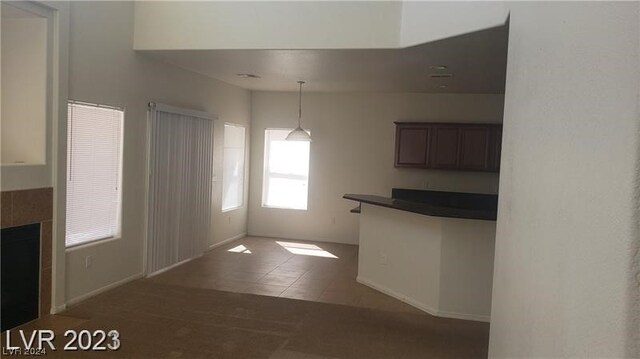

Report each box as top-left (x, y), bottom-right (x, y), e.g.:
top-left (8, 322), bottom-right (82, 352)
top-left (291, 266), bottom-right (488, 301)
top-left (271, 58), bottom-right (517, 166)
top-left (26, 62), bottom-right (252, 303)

top-left (343, 189), bottom-right (498, 221)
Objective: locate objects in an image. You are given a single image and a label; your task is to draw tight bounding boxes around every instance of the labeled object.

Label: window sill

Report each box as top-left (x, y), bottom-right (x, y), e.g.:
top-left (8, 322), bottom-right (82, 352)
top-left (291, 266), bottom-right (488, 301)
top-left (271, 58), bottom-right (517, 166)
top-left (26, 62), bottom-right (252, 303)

top-left (65, 235), bottom-right (121, 252)
top-left (261, 205), bottom-right (308, 211)
top-left (222, 206), bottom-right (244, 213)
top-left (1, 162), bottom-right (47, 167)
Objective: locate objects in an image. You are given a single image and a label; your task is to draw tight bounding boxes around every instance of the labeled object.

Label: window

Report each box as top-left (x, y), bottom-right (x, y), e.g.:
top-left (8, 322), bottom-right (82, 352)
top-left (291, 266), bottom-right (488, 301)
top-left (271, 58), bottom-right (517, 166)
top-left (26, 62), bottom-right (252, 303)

top-left (65, 101), bottom-right (123, 247)
top-left (222, 124), bottom-right (246, 211)
top-left (262, 129), bottom-right (310, 210)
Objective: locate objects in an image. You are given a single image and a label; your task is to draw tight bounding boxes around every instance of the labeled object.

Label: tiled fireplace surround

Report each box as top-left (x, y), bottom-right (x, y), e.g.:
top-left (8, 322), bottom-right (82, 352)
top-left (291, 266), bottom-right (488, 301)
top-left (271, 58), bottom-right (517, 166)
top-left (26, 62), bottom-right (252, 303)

top-left (1, 187), bottom-right (53, 318)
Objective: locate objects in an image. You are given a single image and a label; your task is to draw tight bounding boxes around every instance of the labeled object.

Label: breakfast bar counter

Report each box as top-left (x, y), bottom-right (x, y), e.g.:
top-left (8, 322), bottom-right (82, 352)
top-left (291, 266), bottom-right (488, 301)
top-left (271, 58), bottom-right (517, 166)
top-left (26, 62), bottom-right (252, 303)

top-left (344, 189), bottom-right (497, 322)
top-left (342, 194), bottom-right (497, 221)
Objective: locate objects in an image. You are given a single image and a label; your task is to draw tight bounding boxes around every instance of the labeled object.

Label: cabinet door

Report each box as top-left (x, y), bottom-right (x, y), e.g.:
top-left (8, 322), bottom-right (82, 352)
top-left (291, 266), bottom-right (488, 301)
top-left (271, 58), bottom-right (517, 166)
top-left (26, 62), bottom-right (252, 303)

top-left (395, 126), bottom-right (430, 167)
top-left (431, 126), bottom-right (460, 169)
top-left (491, 126), bottom-right (503, 171)
top-left (459, 126), bottom-right (491, 171)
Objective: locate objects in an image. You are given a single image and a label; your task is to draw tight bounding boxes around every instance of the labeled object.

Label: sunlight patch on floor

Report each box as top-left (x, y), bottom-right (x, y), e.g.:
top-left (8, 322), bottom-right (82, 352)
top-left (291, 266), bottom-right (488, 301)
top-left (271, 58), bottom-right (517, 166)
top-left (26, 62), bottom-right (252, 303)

top-left (228, 244), bottom-right (252, 254)
top-left (276, 241), bottom-right (338, 258)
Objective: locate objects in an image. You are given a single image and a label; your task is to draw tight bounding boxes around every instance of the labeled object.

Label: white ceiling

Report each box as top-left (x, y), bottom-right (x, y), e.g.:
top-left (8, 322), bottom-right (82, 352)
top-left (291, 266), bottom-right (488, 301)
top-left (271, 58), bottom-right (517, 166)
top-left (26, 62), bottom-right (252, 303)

top-left (142, 25), bottom-right (508, 94)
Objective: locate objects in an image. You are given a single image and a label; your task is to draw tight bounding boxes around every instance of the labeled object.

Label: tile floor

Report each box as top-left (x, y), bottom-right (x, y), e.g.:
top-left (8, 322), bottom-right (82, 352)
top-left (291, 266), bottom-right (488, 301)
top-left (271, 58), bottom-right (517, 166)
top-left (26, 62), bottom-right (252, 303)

top-left (149, 236), bottom-right (421, 313)
top-left (6, 236), bottom-right (490, 358)
top-left (10, 280), bottom-right (489, 358)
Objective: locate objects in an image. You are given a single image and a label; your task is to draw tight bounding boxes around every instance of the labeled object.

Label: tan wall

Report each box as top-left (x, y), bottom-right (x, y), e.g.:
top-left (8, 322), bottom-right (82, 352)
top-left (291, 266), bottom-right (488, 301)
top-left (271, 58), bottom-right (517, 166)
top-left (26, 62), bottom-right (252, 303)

top-left (63, 2), bottom-right (251, 303)
top-left (489, 2), bottom-right (640, 357)
top-left (133, 1), bottom-right (402, 50)
top-left (249, 92), bottom-right (505, 244)
top-left (1, 17), bottom-right (47, 165)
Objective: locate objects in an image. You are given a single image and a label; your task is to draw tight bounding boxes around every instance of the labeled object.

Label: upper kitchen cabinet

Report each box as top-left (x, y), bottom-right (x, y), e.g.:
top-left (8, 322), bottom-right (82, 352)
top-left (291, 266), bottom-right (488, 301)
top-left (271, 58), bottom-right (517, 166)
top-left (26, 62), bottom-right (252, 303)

top-left (430, 125), bottom-right (460, 170)
top-left (395, 125), bottom-right (430, 167)
top-left (394, 122), bottom-right (502, 172)
top-left (459, 126), bottom-right (491, 171)
top-left (491, 126), bottom-right (503, 171)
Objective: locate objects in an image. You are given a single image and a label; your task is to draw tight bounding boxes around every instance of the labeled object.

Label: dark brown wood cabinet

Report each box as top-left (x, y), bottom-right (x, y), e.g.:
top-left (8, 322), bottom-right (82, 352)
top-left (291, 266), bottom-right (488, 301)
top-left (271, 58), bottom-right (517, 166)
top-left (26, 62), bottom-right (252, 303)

top-left (431, 125), bottom-right (460, 169)
top-left (394, 122), bottom-right (502, 172)
top-left (459, 126), bottom-right (491, 171)
top-left (395, 126), bottom-right (430, 167)
top-left (491, 126), bottom-right (502, 171)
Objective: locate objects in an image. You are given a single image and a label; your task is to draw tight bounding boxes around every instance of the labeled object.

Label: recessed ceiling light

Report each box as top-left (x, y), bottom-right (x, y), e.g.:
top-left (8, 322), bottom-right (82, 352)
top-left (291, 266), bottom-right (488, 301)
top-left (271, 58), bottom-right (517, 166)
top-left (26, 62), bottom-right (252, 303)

top-left (438, 85), bottom-right (448, 89)
top-left (429, 65), bottom-right (448, 70)
top-left (236, 73), bottom-right (260, 79)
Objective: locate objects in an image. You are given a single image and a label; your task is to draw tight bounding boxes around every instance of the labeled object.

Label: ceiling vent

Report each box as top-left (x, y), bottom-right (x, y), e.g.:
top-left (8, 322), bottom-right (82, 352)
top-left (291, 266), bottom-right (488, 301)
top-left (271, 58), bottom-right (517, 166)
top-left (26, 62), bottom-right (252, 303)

top-left (428, 73), bottom-right (454, 79)
top-left (236, 73), bottom-right (261, 79)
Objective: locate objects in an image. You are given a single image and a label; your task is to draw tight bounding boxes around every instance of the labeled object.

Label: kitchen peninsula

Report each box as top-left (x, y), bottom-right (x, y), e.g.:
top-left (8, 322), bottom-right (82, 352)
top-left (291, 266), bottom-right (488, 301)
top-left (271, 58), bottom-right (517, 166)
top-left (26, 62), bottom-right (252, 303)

top-left (344, 189), bottom-right (497, 322)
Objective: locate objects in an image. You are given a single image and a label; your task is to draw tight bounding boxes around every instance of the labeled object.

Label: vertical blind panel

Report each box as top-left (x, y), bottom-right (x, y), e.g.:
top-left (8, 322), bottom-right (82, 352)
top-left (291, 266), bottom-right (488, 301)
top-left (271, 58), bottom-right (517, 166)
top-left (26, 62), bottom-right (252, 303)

top-left (222, 124), bottom-right (245, 211)
top-left (66, 103), bottom-right (123, 247)
top-left (147, 109), bottom-right (214, 274)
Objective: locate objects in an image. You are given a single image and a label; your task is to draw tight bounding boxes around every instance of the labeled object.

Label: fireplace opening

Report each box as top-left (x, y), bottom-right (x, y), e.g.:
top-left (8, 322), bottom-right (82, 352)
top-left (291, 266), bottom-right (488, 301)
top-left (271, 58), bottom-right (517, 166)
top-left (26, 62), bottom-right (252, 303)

top-left (1, 223), bottom-right (41, 331)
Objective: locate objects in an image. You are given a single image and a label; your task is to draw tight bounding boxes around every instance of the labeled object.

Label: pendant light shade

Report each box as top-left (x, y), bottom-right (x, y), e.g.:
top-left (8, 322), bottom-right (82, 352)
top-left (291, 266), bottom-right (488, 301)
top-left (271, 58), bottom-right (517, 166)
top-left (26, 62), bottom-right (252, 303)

top-left (286, 126), bottom-right (312, 141)
top-left (286, 81), bottom-right (312, 142)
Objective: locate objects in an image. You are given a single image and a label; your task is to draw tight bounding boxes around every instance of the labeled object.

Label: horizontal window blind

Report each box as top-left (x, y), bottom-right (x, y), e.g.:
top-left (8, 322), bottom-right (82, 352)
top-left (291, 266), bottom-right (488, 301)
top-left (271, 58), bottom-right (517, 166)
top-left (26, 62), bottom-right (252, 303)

top-left (222, 124), bottom-right (246, 211)
top-left (66, 102), bottom-right (123, 247)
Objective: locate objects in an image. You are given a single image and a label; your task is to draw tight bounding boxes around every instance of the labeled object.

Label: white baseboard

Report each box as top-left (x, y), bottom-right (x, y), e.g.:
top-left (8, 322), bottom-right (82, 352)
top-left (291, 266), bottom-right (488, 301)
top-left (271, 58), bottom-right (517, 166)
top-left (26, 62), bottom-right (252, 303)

top-left (66, 272), bottom-right (143, 307)
top-left (357, 276), bottom-right (439, 316)
top-left (209, 232), bottom-right (247, 250)
top-left (436, 309), bottom-right (491, 323)
top-left (146, 254), bottom-right (202, 278)
top-left (246, 232), bottom-right (358, 246)
top-left (356, 276), bottom-right (490, 323)
top-left (51, 304), bottom-right (66, 314)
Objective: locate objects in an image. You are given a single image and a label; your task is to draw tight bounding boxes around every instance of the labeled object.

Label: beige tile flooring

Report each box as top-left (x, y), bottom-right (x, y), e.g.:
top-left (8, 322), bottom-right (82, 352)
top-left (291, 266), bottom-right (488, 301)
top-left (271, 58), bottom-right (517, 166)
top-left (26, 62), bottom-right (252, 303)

top-left (149, 236), bottom-right (422, 314)
top-left (13, 280), bottom-right (489, 358)
top-left (6, 236), bottom-right (490, 357)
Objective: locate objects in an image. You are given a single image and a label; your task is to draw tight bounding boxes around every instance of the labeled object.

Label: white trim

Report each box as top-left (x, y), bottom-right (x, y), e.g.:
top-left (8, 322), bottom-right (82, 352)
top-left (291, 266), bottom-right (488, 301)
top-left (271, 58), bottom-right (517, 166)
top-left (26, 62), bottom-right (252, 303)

top-left (246, 232), bottom-right (358, 246)
top-left (209, 232), bottom-right (247, 250)
top-left (50, 0), bottom-right (70, 317)
top-left (148, 102), bottom-right (216, 121)
top-left (142, 110), bottom-right (152, 276)
top-left (51, 304), bottom-right (66, 315)
top-left (357, 276), bottom-right (439, 317)
top-left (66, 272), bottom-right (143, 307)
top-left (436, 309), bottom-right (491, 323)
top-left (221, 205), bottom-right (244, 213)
top-left (261, 204), bottom-right (308, 211)
top-left (65, 235), bottom-right (121, 252)
top-left (145, 254), bottom-right (202, 278)
top-left (356, 276), bottom-right (490, 323)
top-left (221, 123), bottom-right (246, 212)
top-left (224, 121), bottom-right (246, 128)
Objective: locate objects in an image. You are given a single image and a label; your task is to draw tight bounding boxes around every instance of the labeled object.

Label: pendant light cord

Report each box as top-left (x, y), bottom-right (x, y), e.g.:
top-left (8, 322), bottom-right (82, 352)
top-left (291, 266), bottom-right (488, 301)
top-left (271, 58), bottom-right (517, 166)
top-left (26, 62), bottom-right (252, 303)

top-left (298, 81), bottom-right (304, 127)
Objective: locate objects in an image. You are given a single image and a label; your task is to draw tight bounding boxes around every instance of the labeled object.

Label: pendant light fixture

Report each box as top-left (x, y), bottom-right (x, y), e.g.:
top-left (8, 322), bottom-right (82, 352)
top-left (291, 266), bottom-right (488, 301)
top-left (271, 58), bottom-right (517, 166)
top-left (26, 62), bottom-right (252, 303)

top-left (286, 81), bottom-right (312, 142)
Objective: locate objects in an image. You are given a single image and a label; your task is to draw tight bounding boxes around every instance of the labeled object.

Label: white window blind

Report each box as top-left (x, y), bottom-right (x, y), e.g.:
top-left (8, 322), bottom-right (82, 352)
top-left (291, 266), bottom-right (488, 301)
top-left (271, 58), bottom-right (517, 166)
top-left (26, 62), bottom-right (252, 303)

top-left (66, 101), bottom-right (123, 247)
top-left (222, 124), bottom-right (246, 211)
top-left (262, 129), bottom-right (310, 210)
